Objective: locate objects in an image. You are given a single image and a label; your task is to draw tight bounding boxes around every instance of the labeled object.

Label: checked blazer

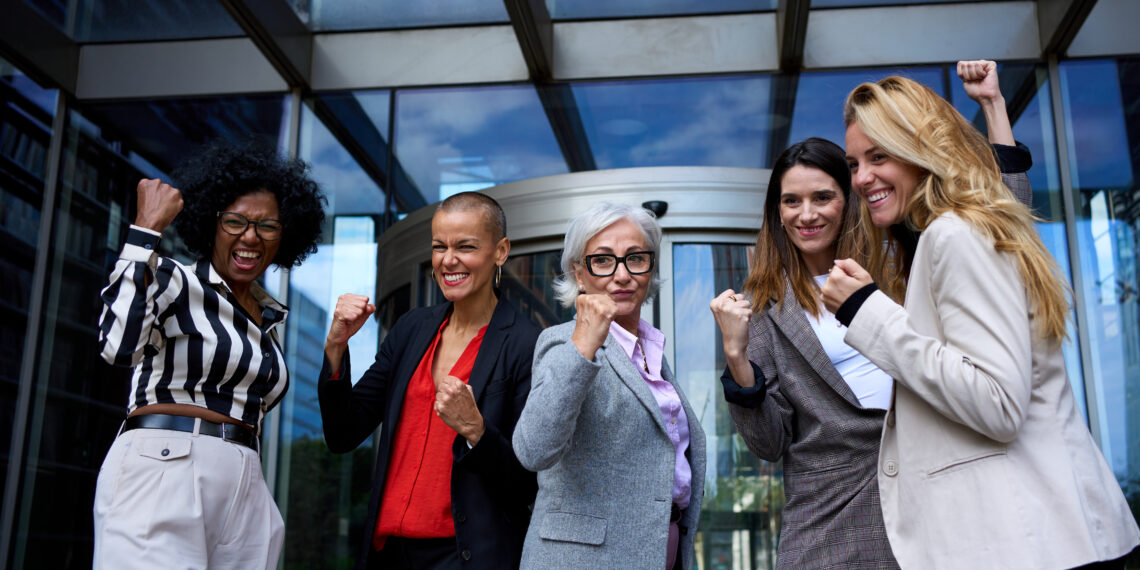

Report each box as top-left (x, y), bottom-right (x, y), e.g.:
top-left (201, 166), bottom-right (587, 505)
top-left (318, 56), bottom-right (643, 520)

top-left (727, 280), bottom-right (898, 569)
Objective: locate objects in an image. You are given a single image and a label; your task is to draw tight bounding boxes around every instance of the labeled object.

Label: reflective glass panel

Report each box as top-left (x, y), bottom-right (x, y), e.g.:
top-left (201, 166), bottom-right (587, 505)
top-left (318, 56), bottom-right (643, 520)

top-left (394, 85), bottom-right (566, 211)
top-left (671, 242), bottom-right (781, 569)
top-left (547, 0), bottom-right (774, 20)
top-left (276, 100), bottom-right (392, 567)
top-left (24, 0), bottom-right (242, 42)
top-left (502, 250), bottom-right (574, 329)
top-left (0, 56), bottom-right (56, 541)
top-left (811, 0), bottom-right (985, 7)
top-left (289, 0), bottom-right (508, 31)
top-left (1060, 57), bottom-right (1140, 513)
top-left (572, 76), bottom-right (773, 170)
top-left (788, 66), bottom-right (945, 151)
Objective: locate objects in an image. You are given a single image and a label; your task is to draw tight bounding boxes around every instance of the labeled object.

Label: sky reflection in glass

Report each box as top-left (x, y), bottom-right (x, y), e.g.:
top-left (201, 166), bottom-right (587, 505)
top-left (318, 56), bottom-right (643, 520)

top-left (289, 0), bottom-right (507, 31)
top-left (788, 67), bottom-right (944, 151)
top-left (572, 76), bottom-right (773, 169)
top-left (395, 85), bottom-right (566, 206)
top-left (546, 0), bottom-right (774, 20)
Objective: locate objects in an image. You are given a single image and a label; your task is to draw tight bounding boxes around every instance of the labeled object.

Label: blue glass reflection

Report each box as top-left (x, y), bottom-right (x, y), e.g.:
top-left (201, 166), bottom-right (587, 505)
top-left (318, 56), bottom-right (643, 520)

top-left (394, 85), bottom-right (566, 207)
top-left (789, 67), bottom-right (944, 152)
top-left (547, 0), bottom-right (774, 20)
top-left (300, 98), bottom-right (388, 219)
top-left (812, 0), bottom-right (974, 7)
top-left (573, 76), bottom-right (772, 169)
top-left (290, 0), bottom-right (507, 31)
top-left (1060, 58), bottom-right (1140, 500)
top-left (25, 0), bottom-right (242, 42)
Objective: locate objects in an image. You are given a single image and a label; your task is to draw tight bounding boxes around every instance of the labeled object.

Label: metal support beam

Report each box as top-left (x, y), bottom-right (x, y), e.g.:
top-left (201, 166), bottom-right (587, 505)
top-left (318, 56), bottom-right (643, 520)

top-left (0, 0), bottom-right (78, 94)
top-left (503, 0), bottom-right (553, 81)
top-left (1037, 0), bottom-right (1098, 57)
top-left (308, 94), bottom-right (424, 212)
top-left (776, 0), bottom-right (811, 72)
top-left (536, 83), bottom-right (595, 172)
top-left (218, 0), bottom-right (313, 88)
top-left (504, 0), bottom-right (594, 172)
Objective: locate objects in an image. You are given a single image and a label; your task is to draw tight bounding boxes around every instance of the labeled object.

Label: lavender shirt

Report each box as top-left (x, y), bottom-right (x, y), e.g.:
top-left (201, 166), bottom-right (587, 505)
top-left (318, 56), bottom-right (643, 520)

top-left (609, 320), bottom-right (692, 509)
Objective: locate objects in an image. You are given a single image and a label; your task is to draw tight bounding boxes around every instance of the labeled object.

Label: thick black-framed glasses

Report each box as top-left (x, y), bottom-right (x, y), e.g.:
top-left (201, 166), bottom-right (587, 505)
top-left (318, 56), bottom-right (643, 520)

top-left (583, 251), bottom-right (655, 277)
top-left (217, 211), bottom-right (283, 241)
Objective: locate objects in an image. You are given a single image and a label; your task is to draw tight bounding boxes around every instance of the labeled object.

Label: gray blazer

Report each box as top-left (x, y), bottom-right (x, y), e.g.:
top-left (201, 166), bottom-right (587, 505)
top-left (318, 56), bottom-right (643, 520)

top-left (513, 320), bottom-right (707, 569)
top-left (847, 212), bottom-right (1140, 569)
top-left (729, 281), bottom-right (897, 569)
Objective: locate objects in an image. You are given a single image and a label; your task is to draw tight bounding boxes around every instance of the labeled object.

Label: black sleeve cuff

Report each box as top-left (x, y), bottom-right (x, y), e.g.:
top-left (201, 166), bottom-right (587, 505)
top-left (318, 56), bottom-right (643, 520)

top-left (720, 361), bottom-right (767, 408)
top-left (993, 141), bottom-right (1033, 174)
top-left (126, 226), bottom-right (161, 251)
top-left (836, 283), bottom-right (879, 327)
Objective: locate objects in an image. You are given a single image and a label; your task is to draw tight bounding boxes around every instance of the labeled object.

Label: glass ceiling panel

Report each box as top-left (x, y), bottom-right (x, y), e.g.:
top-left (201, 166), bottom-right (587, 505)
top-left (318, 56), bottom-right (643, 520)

top-left (548, 0), bottom-right (774, 20)
top-left (23, 0), bottom-right (243, 43)
top-left (811, 0), bottom-right (990, 8)
top-left (394, 84), bottom-right (566, 209)
top-left (787, 67), bottom-right (945, 152)
top-left (288, 0), bottom-right (508, 31)
top-left (571, 75), bottom-right (773, 169)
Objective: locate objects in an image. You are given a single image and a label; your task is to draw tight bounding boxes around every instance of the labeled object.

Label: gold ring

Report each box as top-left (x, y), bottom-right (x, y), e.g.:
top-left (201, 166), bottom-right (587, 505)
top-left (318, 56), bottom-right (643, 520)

top-left (729, 295), bottom-right (737, 302)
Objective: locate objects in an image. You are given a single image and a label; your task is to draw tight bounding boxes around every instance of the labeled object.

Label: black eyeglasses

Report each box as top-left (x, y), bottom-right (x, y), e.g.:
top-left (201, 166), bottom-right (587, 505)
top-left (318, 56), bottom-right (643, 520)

top-left (217, 212), bottom-right (283, 241)
top-left (583, 251), bottom-right (655, 277)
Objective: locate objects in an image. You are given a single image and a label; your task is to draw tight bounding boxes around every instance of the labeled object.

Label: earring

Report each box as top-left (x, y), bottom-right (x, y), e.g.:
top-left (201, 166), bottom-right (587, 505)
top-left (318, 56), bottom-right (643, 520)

top-left (431, 269), bottom-right (437, 284)
top-left (495, 265), bottom-right (502, 288)
top-left (578, 284), bottom-right (586, 295)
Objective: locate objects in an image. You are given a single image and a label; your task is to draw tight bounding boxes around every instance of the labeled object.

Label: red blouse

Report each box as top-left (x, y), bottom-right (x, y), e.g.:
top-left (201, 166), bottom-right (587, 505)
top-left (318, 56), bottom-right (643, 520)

top-left (374, 317), bottom-right (486, 551)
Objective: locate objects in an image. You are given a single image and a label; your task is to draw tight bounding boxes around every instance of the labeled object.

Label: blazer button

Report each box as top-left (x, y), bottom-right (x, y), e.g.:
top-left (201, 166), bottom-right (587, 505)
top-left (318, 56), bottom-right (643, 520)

top-left (161, 448), bottom-right (170, 457)
top-left (456, 513), bottom-right (467, 523)
top-left (461, 550), bottom-right (472, 561)
top-left (883, 460), bottom-right (899, 477)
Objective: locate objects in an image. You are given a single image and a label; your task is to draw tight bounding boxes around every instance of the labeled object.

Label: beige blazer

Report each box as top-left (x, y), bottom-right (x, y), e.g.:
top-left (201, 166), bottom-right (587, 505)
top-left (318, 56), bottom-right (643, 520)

top-left (845, 212), bottom-right (1139, 569)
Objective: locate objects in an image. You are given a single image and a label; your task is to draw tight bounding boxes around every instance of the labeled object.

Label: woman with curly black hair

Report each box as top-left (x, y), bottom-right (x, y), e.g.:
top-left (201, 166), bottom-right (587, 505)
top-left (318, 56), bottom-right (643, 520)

top-left (93, 142), bottom-right (325, 570)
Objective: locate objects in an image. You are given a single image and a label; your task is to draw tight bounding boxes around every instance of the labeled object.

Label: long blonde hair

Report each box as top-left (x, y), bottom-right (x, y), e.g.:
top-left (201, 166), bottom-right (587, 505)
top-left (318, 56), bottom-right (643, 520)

top-left (843, 76), bottom-right (1069, 344)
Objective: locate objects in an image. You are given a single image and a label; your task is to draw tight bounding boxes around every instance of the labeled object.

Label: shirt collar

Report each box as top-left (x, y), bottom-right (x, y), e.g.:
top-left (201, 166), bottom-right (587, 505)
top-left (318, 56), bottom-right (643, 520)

top-left (194, 259), bottom-right (290, 326)
top-left (608, 319), bottom-right (666, 375)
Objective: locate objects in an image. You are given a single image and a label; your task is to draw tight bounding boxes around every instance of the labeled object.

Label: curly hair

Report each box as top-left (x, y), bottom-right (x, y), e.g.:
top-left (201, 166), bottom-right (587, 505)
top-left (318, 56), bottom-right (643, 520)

top-left (171, 141), bottom-right (326, 268)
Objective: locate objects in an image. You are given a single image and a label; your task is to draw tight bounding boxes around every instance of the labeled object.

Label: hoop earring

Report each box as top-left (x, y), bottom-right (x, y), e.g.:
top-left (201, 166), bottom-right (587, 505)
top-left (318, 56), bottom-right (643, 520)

top-left (431, 269), bottom-right (437, 285)
top-left (495, 265), bottom-right (502, 288)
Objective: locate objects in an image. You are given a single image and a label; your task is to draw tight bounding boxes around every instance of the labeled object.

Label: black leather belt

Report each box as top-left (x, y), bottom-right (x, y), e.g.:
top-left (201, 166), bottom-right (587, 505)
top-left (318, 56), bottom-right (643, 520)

top-left (122, 414), bottom-right (259, 452)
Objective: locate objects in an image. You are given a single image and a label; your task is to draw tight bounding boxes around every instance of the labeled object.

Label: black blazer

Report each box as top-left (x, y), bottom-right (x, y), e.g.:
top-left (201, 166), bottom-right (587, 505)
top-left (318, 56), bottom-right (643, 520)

top-left (319, 298), bottom-right (541, 569)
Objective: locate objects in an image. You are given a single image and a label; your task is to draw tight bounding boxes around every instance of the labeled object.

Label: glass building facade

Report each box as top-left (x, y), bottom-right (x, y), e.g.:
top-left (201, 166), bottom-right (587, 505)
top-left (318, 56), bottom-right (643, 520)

top-left (1, 0), bottom-right (1138, 567)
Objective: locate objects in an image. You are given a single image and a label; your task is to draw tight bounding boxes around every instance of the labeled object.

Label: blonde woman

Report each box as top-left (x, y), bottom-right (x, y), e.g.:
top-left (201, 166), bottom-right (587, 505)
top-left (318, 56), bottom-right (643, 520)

top-left (821, 76), bottom-right (1140, 569)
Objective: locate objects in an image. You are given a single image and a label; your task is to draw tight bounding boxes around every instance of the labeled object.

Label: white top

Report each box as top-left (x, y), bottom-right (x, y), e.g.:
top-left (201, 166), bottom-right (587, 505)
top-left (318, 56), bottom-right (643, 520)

top-left (805, 275), bottom-right (892, 410)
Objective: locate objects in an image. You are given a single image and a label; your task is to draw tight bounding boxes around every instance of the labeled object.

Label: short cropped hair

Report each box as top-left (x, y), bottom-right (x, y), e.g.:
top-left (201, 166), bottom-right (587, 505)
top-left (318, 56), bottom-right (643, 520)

top-left (553, 202), bottom-right (662, 308)
top-left (437, 191), bottom-right (507, 242)
top-left (172, 140), bottom-right (326, 268)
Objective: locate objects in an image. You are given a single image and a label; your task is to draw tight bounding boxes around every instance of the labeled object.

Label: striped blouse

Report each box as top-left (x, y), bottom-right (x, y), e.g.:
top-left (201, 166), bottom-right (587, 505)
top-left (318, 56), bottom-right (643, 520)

top-left (98, 225), bottom-right (289, 431)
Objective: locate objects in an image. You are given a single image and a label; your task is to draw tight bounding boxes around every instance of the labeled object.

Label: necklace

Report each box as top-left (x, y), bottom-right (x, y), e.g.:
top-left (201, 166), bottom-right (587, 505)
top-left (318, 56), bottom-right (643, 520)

top-left (635, 338), bottom-right (650, 373)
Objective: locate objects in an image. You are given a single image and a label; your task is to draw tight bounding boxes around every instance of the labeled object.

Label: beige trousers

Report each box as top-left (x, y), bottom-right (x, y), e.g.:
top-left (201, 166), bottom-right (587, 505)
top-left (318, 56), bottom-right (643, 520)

top-left (93, 426), bottom-right (284, 570)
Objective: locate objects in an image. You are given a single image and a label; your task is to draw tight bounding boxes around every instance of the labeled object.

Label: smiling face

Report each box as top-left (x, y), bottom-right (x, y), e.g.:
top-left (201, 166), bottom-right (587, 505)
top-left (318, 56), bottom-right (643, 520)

top-left (211, 189), bottom-right (281, 294)
top-left (431, 208), bottom-right (509, 305)
top-left (573, 217), bottom-right (653, 327)
top-left (778, 165), bottom-right (846, 276)
top-left (845, 122), bottom-right (925, 228)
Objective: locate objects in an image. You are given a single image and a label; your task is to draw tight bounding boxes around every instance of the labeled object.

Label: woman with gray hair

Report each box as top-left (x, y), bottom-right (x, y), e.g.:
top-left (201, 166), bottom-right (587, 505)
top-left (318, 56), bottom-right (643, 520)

top-left (513, 202), bottom-right (706, 569)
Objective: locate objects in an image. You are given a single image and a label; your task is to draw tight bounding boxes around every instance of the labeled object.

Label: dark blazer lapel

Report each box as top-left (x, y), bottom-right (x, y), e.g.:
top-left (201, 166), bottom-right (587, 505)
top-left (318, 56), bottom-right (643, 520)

top-left (767, 282), bottom-right (863, 408)
top-left (388, 303), bottom-right (451, 421)
top-left (466, 299), bottom-right (514, 400)
top-left (603, 334), bottom-right (670, 435)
